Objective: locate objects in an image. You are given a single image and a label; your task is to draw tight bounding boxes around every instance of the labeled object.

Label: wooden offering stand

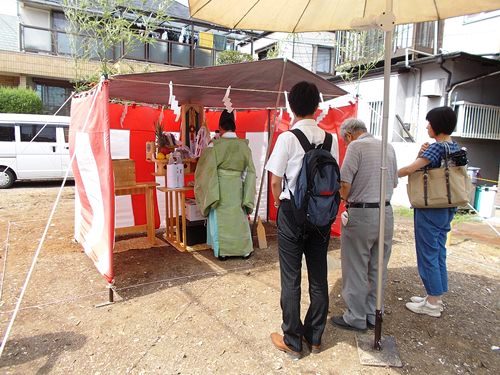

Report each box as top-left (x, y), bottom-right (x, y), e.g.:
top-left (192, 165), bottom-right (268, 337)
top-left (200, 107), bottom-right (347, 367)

top-left (157, 185), bottom-right (211, 253)
top-left (112, 159), bottom-right (158, 245)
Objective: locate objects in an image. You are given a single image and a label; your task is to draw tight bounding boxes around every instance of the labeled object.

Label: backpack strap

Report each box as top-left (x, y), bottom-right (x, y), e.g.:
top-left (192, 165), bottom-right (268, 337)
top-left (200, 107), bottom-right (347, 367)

top-left (290, 129), bottom-right (312, 152)
top-left (322, 132), bottom-right (333, 152)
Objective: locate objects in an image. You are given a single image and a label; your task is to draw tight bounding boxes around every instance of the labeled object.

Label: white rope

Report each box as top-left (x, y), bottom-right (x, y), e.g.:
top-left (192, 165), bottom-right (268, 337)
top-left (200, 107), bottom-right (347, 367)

top-left (0, 80), bottom-right (103, 359)
top-left (110, 77), bottom-right (344, 98)
top-left (466, 203), bottom-right (500, 237)
top-left (0, 263), bottom-right (266, 315)
top-left (0, 221), bottom-right (11, 301)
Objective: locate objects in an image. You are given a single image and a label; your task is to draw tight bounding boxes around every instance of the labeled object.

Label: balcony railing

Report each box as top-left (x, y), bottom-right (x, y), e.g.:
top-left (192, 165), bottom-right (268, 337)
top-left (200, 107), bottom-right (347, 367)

top-left (19, 24), bottom-right (223, 68)
top-left (453, 101), bottom-right (500, 140)
top-left (334, 21), bottom-right (436, 68)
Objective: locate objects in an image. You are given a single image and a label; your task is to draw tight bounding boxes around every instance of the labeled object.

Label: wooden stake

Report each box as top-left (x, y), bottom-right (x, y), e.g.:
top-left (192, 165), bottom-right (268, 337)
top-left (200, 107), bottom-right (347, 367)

top-left (257, 217), bottom-right (267, 249)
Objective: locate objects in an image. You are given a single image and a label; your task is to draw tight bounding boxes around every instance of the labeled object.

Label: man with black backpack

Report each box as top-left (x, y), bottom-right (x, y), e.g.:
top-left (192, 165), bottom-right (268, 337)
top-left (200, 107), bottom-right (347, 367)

top-left (265, 81), bottom-right (340, 359)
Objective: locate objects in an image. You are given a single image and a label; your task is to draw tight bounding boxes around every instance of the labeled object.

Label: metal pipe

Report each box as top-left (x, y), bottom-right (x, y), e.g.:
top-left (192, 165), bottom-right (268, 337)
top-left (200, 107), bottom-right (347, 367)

top-left (433, 21), bottom-right (439, 55)
top-left (447, 70), bottom-right (500, 107)
top-left (439, 56), bottom-right (453, 104)
top-left (404, 47), bottom-right (434, 68)
top-left (374, 0), bottom-right (393, 351)
top-left (108, 284), bottom-right (114, 303)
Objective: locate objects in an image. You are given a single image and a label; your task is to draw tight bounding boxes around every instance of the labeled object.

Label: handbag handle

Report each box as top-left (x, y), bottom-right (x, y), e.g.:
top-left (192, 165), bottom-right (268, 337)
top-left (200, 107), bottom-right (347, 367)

top-left (443, 143), bottom-right (452, 205)
top-left (421, 143), bottom-right (453, 207)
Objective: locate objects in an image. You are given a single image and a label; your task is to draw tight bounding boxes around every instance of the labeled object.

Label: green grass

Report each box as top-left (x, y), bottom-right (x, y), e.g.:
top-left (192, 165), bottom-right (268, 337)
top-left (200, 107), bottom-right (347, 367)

top-left (393, 206), bottom-right (413, 218)
top-left (393, 205), bottom-right (479, 224)
top-left (452, 212), bottom-right (480, 224)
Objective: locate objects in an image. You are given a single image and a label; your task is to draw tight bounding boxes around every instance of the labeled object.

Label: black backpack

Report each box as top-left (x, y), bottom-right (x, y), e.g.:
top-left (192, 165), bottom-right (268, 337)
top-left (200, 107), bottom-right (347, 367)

top-left (287, 129), bottom-right (341, 228)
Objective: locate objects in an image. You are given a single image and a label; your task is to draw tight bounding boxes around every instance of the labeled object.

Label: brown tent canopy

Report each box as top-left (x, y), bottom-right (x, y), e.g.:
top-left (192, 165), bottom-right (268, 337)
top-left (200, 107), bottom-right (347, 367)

top-left (109, 58), bottom-right (346, 109)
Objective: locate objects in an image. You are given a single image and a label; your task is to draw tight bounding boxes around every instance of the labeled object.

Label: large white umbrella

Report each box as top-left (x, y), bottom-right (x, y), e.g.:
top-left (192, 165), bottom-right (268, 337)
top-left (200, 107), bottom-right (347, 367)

top-left (188, 0), bottom-right (500, 352)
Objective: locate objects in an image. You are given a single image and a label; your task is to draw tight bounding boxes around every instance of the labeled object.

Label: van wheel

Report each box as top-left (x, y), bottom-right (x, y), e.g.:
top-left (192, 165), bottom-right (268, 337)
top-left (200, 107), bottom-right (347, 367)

top-left (0, 168), bottom-right (15, 189)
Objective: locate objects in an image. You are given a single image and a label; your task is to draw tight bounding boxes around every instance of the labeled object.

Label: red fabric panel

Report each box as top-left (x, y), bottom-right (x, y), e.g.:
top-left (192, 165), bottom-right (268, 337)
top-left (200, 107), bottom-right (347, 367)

top-left (70, 82), bottom-right (114, 282)
top-left (109, 103), bottom-right (181, 132)
top-left (129, 130), bottom-right (161, 227)
top-left (317, 103), bottom-right (358, 237)
top-left (205, 109), bottom-right (269, 132)
top-left (266, 103), bottom-right (358, 237)
top-left (109, 104), bottom-right (163, 228)
top-left (267, 111), bottom-right (291, 221)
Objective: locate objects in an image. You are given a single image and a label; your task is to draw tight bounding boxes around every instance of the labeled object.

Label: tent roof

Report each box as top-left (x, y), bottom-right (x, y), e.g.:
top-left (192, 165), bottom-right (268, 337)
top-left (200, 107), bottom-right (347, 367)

top-left (109, 58), bottom-right (347, 109)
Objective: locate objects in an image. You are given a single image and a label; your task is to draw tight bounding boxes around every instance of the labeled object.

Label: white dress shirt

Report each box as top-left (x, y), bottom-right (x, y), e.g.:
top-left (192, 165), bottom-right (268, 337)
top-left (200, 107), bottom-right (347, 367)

top-left (265, 119), bottom-right (339, 200)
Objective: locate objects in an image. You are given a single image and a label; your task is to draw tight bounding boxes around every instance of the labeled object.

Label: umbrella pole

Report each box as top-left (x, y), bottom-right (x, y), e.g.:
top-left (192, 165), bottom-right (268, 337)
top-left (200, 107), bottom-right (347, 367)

top-left (374, 0), bottom-right (394, 350)
top-left (357, 5), bottom-right (401, 367)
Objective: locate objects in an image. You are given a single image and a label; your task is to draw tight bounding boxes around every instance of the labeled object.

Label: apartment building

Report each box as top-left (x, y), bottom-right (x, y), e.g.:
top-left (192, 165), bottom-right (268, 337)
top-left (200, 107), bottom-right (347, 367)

top-left (0, 0), bottom-right (257, 115)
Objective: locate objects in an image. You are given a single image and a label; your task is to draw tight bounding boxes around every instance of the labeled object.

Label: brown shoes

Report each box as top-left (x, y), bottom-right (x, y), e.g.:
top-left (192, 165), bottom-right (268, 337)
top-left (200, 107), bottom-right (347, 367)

top-left (302, 337), bottom-right (321, 354)
top-left (270, 332), bottom-right (301, 359)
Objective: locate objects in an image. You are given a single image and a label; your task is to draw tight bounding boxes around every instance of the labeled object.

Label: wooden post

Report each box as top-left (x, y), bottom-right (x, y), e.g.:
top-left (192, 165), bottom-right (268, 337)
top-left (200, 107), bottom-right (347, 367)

top-left (257, 217), bottom-right (267, 249)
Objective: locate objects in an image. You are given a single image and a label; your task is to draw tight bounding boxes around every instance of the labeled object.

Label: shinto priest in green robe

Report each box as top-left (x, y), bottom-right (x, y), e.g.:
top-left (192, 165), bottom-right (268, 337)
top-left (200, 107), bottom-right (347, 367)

top-left (195, 134), bottom-right (256, 258)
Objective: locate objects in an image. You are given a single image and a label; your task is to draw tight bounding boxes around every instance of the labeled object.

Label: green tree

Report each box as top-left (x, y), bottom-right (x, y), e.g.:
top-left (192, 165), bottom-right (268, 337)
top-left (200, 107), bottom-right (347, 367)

top-left (0, 87), bottom-right (43, 114)
top-left (216, 50), bottom-right (254, 65)
top-left (335, 29), bottom-right (385, 86)
top-left (265, 44), bottom-right (281, 59)
top-left (62, 0), bottom-right (172, 88)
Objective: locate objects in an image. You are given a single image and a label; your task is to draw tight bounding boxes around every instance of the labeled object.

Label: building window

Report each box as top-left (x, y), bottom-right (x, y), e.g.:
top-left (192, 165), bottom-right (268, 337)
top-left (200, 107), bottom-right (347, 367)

top-left (394, 24), bottom-right (414, 50)
top-left (20, 124), bottom-right (57, 143)
top-left (316, 46), bottom-right (333, 73)
top-left (415, 21), bottom-right (435, 50)
top-left (368, 101), bottom-right (383, 137)
top-left (334, 30), bottom-right (384, 68)
top-left (0, 124), bottom-right (15, 142)
top-left (34, 82), bottom-right (72, 116)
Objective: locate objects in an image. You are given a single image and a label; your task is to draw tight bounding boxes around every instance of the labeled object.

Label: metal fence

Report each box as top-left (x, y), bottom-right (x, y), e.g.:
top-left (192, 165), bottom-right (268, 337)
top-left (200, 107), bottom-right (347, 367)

top-left (453, 101), bottom-right (500, 140)
top-left (20, 24), bottom-right (222, 68)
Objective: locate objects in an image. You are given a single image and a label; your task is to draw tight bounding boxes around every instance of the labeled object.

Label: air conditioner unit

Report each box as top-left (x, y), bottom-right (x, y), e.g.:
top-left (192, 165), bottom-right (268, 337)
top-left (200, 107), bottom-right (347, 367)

top-left (421, 79), bottom-right (445, 97)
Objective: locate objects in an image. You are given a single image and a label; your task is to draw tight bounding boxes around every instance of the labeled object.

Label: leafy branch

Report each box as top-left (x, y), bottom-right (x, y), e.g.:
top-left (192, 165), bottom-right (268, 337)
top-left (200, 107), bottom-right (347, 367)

top-left (62, 0), bottom-right (172, 89)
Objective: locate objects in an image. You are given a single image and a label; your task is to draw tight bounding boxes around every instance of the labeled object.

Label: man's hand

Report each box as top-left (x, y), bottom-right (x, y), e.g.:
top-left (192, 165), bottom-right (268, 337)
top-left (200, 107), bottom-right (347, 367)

top-left (270, 174), bottom-right (283, 208)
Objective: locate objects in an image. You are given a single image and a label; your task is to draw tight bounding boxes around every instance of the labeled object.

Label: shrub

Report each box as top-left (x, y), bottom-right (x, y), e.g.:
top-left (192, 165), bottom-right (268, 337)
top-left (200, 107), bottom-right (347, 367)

top-left (216, 50), bottom-right (254, 65)
top-left (0, 87), bottom-right (43, 114)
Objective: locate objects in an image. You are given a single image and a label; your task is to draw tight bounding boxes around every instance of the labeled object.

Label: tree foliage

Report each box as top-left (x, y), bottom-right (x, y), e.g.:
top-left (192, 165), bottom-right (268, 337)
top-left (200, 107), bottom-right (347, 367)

top-left (62, 0), bottom-right (172, 87)
top-left (335, 29), bottom-right (385, 84)
top-left (0, 87), bottom-right (43, 114)
top-left (216, 50), bottom-right (254, 65)
top-left (265, 44), bottom-right (281, 59)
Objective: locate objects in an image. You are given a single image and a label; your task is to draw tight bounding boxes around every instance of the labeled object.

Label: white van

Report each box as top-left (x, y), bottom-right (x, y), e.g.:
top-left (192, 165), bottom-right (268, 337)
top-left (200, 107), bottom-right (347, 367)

top-left (0, 114), bottom-right (72, 188)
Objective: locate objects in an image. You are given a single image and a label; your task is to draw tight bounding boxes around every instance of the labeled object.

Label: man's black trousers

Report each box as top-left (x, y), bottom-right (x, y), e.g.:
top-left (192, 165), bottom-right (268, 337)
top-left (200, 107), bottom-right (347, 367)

top-left (277, 200), bottom-right (330, 352)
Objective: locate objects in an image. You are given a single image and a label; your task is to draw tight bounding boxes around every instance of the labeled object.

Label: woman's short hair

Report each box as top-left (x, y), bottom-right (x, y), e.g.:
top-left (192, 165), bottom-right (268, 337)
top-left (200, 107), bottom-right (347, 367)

top-left (339, 118), bottom-right (367, 139)
top-left (219, 109), bottom-right (236, 132)
top-left (289, 81), bottom-right (320, 117)
top-left (426, 106), bottom-right (457, 135)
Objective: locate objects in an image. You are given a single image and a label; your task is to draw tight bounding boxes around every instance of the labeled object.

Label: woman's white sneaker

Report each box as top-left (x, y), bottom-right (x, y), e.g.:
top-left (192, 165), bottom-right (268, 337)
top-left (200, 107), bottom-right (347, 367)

top-left (406, 300), bottom-right (442, 317)
top-left (410, 296), bottom-right (444, 311)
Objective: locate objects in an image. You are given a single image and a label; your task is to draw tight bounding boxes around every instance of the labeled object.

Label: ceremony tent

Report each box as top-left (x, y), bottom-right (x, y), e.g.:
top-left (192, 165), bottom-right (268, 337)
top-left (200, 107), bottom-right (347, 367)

top-left (70, 58), bottom-right (353, 284)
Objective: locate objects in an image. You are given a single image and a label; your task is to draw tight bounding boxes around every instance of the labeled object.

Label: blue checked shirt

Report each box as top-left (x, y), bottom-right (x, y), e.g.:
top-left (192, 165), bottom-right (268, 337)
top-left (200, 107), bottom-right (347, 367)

top-left (422, 141), bottom-right (460, 168)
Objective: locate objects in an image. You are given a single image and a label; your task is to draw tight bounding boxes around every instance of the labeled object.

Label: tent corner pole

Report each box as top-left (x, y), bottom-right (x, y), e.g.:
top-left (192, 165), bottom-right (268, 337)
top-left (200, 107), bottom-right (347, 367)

top-left (108, 282), bottom-right (114, 303)
top-left (252, 59), bottom-right (288, 233)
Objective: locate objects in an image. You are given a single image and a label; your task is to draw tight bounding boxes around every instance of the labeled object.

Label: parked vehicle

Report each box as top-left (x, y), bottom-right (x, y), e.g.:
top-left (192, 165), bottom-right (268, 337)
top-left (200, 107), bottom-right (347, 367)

top-left (0, 114), bottom-right (72, 188)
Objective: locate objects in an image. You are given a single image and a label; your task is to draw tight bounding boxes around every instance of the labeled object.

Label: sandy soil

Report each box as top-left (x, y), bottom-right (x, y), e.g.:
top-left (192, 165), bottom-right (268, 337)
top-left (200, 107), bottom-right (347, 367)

top-left (0, 181), bottom-right (498, 374)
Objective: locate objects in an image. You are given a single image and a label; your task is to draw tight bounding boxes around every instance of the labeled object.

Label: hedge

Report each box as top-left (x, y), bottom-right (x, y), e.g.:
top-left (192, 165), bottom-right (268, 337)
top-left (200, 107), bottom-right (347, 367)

top-left (0, 87), bottom-right (43, 114)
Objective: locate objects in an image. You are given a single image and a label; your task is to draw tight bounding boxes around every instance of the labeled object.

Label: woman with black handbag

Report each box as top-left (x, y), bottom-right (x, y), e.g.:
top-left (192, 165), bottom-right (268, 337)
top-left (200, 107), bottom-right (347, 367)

top-left (398, 106), bottom-right (461, 317)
